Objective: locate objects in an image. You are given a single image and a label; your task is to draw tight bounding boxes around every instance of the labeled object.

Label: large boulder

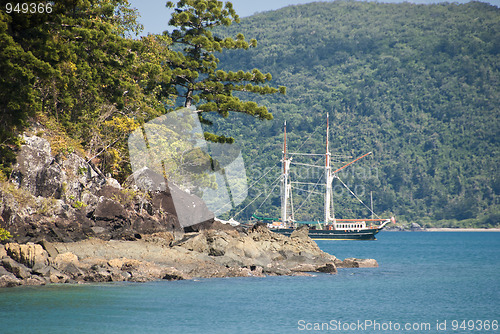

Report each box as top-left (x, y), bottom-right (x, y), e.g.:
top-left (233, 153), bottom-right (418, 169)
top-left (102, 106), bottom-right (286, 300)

top-left (335, 258), bottom-right (379, 268)
top-left (1, 257), bottom-right (32, 279)
top-left (10, 136), bottom-right (53, 195)
top-left (1, 135), bottom-right (184, 243)
top-left (411, 222), bottom-right (424, 231)
top-left (126, 167), bottom-right (214, 229)
top-left (5, 242), bottom-right (49, 270)
top-left (10, 135), bottom-right (106, 201)
top-left (93, 197), bottom-right (128, 221)
top-left (174, 224), bottom-right (338, 275)
top-left (0, 273), bottom-right (21, 287)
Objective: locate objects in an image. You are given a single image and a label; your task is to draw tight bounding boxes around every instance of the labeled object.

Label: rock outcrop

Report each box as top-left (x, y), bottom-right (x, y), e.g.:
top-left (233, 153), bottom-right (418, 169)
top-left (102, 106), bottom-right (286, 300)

top-left (335, 258), bottom-right (378, 268)
top-left (0, 133), bottom-right (378, 288)
top-left (0, 224), bottom-right (344, 287)
top-left (124, 167), bottom-right (214, 229)
top-left (0, 135), bottom-right (192, 243)
top-left (410, 222), bottom-right (425, 231)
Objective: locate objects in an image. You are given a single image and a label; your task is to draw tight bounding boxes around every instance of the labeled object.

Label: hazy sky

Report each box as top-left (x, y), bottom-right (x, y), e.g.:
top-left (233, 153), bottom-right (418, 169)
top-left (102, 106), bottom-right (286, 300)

top-left (128, 0), bottom-right (500, 36)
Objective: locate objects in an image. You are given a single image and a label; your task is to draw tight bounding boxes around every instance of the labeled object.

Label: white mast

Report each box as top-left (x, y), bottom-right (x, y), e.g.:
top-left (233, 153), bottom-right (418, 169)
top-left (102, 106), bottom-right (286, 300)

top-left (371, 191), bottom-right (374, 220)
top-left (281, 121), bottom-right (292, 223)
top-left (324, 114), bottom-right (333, 223)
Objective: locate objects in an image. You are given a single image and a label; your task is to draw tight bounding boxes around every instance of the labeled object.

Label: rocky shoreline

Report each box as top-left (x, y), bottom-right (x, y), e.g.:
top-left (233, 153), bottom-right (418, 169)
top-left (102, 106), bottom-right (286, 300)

top-left (0, 132), bottom-right (377, 288)
top-left (0, 225), bottom-right (377, 288)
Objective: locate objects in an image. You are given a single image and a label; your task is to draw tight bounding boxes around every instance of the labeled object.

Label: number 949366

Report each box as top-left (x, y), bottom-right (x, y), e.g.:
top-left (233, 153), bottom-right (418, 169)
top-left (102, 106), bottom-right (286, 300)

top-left (451, 320), bottom-right (498, 331)
top-left (5, 2), bottom-right (53, 14)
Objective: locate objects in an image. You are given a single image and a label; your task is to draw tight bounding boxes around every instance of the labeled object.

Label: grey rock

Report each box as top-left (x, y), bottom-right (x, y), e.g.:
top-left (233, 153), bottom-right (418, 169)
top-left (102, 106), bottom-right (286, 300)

top-left (11, 135), bottom-right (102, 201)
top-left (49, 268), bottom-right (71, 283)
top-left (106, 177), bottom-right (122, 189)
top-left (38, 240), bottom-right (59, 258)
top-left (0, 273), bottom-right (21, 287)
top-left (290, 225), bottom-right (309, 239)
top-left (31, 265), bottom-right (71, 284)
top-left (10, 135), bottom-right (52, 194)
top-left (125, 167), bottom-right (167, 192)
top-left (173, 225), bottom-right (338, 276)
top-left (263, 264), bottom-right (292, 276)
top-left (5, 242), bottom-right (49, 269)
top-left (91, 226), bottom-right (106, 234)
top-left (316, 263), bottom-right (337, 273)
top-left (289, 263), bottom-right (317, 272)
top-left (93, 197), bottom-right (128, 221)
top-left (2, 258), bottom-right (32, 279)
top-left (22, 276), bottom-right (47, 286)
top-left (2, 134), bottom-right (187, 244)
top-left (0, 266), bottom-right (11, 276)
top-left (162, 269), bottom-right (187, 281)
top-left (84, 269), bottom-right (113, 282)
top-left (36, 161), bottom-right (65, 198)
top-left (62, 262), bottom-right (84, 278)
top-left (335, 258), bottom-right (378, 268)
top-left (126, 167), bottom-right (214, 228)
top-left (0, 245), bottom-right (7, 259)
top-left (32, 265), bottom-right (52, 277)
top-left (411, 222), bottom-right (424, 231)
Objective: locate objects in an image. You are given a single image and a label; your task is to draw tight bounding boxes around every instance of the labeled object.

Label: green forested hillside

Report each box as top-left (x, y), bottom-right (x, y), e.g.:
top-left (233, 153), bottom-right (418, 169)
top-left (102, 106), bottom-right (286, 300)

top-left (1, 0), bottom-right (499, 228)
top-left (207, 1), bottom-right (500, 227)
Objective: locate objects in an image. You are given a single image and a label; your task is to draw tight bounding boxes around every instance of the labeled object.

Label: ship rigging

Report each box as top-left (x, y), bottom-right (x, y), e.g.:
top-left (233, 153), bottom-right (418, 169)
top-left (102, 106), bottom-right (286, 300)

top-left (255, 114), bottom-right (394, 240)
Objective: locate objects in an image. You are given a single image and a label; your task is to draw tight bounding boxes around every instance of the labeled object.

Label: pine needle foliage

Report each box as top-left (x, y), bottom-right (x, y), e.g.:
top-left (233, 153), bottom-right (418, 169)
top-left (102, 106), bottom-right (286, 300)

top-left (165, 0), bottom-right (285, 142)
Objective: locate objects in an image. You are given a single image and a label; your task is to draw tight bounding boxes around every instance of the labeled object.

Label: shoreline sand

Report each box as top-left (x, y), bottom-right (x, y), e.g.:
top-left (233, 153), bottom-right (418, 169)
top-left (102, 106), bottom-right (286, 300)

top-left (385, 228), bottom-right (500, 232)
top-left (424, 228), bottom-right (500, 232)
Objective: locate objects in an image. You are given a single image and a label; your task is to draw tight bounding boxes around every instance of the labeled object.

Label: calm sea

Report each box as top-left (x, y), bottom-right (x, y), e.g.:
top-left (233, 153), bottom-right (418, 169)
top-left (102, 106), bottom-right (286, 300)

top-left (1, 232), bottom-right (499, 334)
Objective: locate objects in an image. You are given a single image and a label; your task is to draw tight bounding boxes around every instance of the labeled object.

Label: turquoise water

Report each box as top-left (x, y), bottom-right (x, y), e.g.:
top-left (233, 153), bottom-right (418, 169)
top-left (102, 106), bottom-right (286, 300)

top-left (1, 232), bottom-right (499, 333)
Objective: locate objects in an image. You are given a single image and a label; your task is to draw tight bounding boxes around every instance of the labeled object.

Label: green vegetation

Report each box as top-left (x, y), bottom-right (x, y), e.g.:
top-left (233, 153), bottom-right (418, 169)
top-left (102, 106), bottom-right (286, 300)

top-left (72, 200), bottom-right (87, 210)
top-left (207, 1), bottom-right (500, 227)
top-left (1, 0), bottom-right (498, 228)
top-left (0, 0), bottom-right (282, 182)
top-left (165, 0), bottom-right (285, 143)
top-left (0, 0), bottom-right (159, 180)
top-left (0, 228), bottom-right (11, 241)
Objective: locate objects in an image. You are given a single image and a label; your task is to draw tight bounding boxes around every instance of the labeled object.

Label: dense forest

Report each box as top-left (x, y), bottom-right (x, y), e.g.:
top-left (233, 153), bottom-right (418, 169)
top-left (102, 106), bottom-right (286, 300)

top-left (0, 0), bottom-right (281, 183)
top-left (1, 1), bottom-right (499, 229)
top-left (0, 0), bottom-right (165, 182)
top-left (206, 1), bottom-right (500, 228)
top-left (0, 0), bottom-right (285, 240)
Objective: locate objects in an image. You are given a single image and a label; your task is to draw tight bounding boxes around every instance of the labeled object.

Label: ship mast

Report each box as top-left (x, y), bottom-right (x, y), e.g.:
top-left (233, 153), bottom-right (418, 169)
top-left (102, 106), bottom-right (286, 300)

top-left (324, 114), bottom-right (333, 223)
top-left (281, 121), bottom-right (292, 223)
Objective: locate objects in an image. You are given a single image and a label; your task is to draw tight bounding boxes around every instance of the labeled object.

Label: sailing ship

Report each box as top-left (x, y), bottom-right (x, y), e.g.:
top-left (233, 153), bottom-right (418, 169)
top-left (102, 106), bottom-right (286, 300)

top-left (254, 115), bottom-right (394, 240)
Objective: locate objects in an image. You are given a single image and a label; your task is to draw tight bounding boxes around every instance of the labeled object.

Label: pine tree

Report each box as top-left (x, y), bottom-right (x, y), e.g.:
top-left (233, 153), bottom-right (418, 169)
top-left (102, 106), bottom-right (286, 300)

top-left (0, 10), bottom-right (52, 173)
top-left (0, 0), bottom-right (172, 179)
top-left (165, 0), bottom-right (285, 142)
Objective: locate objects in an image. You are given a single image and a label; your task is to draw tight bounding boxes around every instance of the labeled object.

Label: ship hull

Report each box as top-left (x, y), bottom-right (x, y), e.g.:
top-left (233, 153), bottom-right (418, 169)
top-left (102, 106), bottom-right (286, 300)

top-left (271, 227), bottom-right (383, 240)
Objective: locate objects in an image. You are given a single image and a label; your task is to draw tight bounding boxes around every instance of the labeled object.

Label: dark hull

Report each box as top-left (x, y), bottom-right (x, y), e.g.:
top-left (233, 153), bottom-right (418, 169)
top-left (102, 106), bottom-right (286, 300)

top-left (271, 227), bottom-right (383, 240)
